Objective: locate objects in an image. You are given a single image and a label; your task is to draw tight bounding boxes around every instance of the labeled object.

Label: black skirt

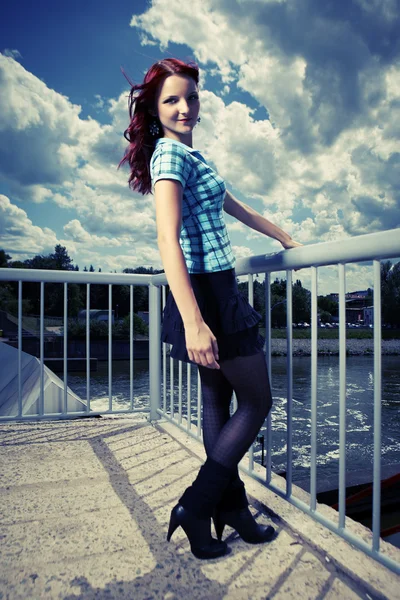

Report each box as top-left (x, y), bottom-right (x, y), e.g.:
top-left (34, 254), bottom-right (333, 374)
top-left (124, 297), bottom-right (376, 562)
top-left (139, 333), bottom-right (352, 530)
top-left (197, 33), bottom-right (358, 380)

top-left (161, 267), bottom-right (265, 364)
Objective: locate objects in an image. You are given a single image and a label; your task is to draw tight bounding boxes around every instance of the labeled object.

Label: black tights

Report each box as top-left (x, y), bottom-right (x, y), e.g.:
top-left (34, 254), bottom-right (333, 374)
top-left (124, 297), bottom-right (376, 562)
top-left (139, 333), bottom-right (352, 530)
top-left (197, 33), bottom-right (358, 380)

top-left (198, 351), bottom-right (273, 471)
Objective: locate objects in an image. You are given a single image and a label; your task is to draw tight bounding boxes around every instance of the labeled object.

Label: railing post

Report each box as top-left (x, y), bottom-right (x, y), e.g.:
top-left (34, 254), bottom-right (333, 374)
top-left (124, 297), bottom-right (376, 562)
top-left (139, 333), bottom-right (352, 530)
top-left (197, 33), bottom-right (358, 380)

top-left (149, 283), bottom-right (161, 421)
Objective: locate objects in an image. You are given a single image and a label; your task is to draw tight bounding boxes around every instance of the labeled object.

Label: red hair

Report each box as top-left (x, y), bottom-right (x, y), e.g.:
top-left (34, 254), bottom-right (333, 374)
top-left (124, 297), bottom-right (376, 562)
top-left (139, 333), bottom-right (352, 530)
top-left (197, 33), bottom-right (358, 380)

top-left (119, 58), bottom-right (200, 195)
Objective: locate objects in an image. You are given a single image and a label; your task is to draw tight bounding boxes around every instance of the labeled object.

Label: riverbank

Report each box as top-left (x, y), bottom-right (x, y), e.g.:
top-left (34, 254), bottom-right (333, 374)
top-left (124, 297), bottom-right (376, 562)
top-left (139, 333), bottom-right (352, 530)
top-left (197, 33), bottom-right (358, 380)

top-left (268, 338), bottom-right (400, 356)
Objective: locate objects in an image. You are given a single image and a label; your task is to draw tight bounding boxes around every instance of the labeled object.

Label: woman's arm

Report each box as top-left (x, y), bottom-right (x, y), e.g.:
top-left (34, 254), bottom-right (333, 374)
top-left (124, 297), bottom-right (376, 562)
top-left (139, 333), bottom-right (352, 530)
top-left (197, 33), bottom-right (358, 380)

top-left (155, 178), bottom-right (220, 369)
top-left (223, 190), bottom-right (300, 248)
top-left (155, 179), bottom-right (203, 327)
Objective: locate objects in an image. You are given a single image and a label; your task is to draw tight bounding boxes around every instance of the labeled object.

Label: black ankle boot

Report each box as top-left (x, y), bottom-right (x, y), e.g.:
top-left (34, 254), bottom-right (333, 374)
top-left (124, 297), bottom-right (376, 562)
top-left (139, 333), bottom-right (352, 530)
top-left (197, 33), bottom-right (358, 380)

top-left (218, 471), bottom-right (249, 512)
top-left (213, 506), bottom-right (275, 544)
top-left (170, 458), bottom-right (235, 559)
top-left (179, 457), bottom-right (236, 518)
top-left (167, 503), bottom-right (228, 559)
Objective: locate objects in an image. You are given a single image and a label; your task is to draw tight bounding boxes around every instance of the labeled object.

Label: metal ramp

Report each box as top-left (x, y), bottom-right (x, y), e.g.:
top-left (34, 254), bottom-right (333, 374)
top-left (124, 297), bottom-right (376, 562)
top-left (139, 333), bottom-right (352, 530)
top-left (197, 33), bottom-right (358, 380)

top-left (0, 342), bottom-right (86, 417)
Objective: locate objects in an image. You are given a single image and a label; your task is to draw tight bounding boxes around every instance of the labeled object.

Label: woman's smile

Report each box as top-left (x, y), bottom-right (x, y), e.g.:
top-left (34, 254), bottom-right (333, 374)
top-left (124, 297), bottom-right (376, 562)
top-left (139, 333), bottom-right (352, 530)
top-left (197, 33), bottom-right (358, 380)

top-left (155, 74), bottom-right (200, 144)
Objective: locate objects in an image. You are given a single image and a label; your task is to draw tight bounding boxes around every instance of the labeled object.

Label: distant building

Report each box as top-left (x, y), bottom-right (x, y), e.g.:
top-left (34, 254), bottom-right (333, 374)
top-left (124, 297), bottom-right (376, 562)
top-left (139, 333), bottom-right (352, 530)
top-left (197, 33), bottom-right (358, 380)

top-left (78, 309), bottom-right (115, 324)
top-left (328, 289), bottom-right (371, 301)
top-left (326, 290), bottom-right (372, 324)
top-left (364, 306), bottom-right (374, 326)
top-left (346, 307), bottom-right (363, 324)
top-left (346, 290), bottom-right (370, 299)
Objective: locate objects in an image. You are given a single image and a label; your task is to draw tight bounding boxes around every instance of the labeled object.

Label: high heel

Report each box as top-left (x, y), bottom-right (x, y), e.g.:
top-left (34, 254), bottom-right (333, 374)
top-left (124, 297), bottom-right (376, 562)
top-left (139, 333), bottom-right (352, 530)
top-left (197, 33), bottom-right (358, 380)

top-left (213, 506), bottom-right (275, 544)
top-left (167, 503), bottom-right (228, 559)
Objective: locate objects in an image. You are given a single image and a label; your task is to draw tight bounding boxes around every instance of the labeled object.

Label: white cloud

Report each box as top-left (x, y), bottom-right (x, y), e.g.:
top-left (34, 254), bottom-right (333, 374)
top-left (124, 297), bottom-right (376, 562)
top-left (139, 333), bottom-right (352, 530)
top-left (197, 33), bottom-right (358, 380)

top-left (354, 0), bottom-right (398, 21)
top-left (74, 248), bottom-right (162, 274)
top-left (0, 195), bottom-right (58, 259)
top-left (63, 220), bottom-right (122, 247)
top-left (231, 244), bottom-right (255, 261)
top-left (2, 49), bottom-right (22, 61)
top-left (0, 56), bottom-right (163, 270)
top-left (130, 0), bottom-right (245, 84)
top-left (93, 94), bottom-right (106, 110)
top-left (0, 53), bottom-right (105, 197)
top-left (129, 0), bottom-right (400, 243)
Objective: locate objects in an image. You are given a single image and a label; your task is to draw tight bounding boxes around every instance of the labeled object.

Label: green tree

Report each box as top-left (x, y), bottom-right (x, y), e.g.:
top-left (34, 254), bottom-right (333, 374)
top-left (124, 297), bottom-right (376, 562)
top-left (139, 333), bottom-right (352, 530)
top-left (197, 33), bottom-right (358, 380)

top-left (0, 250), bottom-right (12, 268)
top-left (123, 267), bottom-right (163, 313)
top-left (51, 245), bottom-right (74, 271)
top-left (236, 277), bottom-right (267, 317)
top-left (381, 260), bottom-right (400, 328)
top-left (292, 280), bottom-right (311, 324)
top-left (317, 295), bottom-right (338, 322)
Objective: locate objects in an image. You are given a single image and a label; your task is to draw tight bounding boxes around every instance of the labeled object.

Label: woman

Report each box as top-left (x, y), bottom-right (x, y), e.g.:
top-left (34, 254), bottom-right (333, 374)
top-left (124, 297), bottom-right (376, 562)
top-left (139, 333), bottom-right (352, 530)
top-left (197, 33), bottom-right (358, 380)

top-left (120, 58), bottom-right (302, 560)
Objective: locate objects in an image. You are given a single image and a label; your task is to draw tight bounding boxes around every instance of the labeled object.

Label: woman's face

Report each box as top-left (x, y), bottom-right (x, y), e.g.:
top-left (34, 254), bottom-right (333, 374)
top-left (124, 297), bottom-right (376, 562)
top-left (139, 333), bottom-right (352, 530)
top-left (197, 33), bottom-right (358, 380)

top-left (153, 74), bottom-right (200, 144)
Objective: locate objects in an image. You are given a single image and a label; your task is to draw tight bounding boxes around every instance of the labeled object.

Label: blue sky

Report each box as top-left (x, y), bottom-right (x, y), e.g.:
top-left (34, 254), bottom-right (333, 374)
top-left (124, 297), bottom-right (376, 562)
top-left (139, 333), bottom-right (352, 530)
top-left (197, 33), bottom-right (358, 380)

top-left (0, 0), bottom-right (399, 294)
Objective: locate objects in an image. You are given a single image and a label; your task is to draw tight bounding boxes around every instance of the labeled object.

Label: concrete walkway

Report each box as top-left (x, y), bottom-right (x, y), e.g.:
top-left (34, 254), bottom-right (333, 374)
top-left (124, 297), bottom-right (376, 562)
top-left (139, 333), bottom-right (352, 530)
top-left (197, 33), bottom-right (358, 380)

top-left (0, 415), bottom-right (399, 600)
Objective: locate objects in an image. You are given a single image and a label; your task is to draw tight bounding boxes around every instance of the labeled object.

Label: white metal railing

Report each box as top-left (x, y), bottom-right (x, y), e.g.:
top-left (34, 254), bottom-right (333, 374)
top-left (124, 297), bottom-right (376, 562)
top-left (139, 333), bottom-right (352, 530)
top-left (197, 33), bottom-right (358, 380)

top-left (0, 227), bottom-right (399, 575)
top-left (151, 227), bottom-right (400, 576)
top-left (0, 271), bottom-right (156, 419)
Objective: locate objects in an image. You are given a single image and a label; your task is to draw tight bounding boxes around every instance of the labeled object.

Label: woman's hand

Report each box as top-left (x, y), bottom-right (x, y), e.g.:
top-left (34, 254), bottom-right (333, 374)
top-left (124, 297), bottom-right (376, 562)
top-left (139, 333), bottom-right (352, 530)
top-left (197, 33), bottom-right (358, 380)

top-left (184, 320), bottom-right (220, 369)
top-left (280, 237), bottom-right (303, 249)
top-left (279, 236), bottom-right (303, 271)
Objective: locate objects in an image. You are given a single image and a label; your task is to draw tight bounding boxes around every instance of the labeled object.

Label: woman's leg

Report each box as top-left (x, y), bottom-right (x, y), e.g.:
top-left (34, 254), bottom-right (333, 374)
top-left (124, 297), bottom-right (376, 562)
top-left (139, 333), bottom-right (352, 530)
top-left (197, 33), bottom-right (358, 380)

top-left (199, 351), bottom-right (275, 544)
top-left (198, 364), bottom-right (233, 457)
top-left (206, 351), bottom-right (272, 470)
top-left (198, 351), bottom-right (272, 510)
top-left (179, 350), bottom-right (270, 515)
top-left (198, 364), bottom-right (247, 508)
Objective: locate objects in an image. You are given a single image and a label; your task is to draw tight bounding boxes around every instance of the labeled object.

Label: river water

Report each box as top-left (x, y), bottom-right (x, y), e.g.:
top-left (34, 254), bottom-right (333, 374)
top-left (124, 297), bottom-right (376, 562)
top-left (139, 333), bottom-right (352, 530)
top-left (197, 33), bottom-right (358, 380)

top-left (66, 355), bottom-right (400, 490)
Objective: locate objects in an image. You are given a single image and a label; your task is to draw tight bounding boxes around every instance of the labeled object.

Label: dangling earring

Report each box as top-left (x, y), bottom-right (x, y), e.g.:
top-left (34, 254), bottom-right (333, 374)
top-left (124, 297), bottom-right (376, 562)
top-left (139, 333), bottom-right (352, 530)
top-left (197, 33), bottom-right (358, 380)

top-left (149, 119), bottom-right (160, 136)
top-left (197, 116), bottom-right (201, 123)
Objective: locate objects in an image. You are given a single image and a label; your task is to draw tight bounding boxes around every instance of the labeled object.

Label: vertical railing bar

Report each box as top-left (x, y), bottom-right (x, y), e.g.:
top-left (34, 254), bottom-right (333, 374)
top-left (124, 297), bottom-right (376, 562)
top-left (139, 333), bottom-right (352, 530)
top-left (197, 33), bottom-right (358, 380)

top-left (338, 263), bottom-right (347, 529)
top-left (130, 285), bottom-right (134, 411)
top-left (197, 368), bottom-right (202, 439)
top-left (162, 348), bottom-right (166, 415)
top-left (39, 281), bottom-right (44, 417)
top-left (170, 357), bottom-right (174, 419)
top-left (18, 281), bottom-right (22, 418)
top-left (148, 283), bottom-right (161, 421)
top-left (63, 282), bottom-right (68, 415)
top-left (310, 266), bottom-right (318, 511)
top-left (232, 391), bottom-right (238, 413)
top-left (265, 272), bottom-right (272, 484)
top-left (286, 269), bottom-right (293, 497)
top-left (162, 286), bottom-right (167, 414)
top-left (109, 284), bottom-right (112, 412)
top-left (248, 272), bottom-right (254, 471)
top-left (187, 362), bottom-right (191, 431)
top-left (248, 272), bottom-right (254, 302)
top-left (372, 259), bottom-right (382, 551)
top-left (178, 360), bottom-right (182, 424)
top-left (86, 284), bottom-right (90, 413)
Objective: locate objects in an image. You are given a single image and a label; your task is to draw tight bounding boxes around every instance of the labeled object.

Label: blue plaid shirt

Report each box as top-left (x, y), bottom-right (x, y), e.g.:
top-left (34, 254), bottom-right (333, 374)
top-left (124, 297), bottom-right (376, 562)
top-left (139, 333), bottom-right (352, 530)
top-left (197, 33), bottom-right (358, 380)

top-left (150, 137), bottom-right (236, 273)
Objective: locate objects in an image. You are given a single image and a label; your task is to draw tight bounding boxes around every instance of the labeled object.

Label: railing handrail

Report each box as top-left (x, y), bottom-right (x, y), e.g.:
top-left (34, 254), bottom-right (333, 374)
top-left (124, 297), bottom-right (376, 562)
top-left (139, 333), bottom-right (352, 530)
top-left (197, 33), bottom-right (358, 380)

top-left (0, 270), bottom-right (152, 285)
top-left (1, 227), bottom-right (399, 286)
top-left (151, 227), bottom-right (400, 284)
